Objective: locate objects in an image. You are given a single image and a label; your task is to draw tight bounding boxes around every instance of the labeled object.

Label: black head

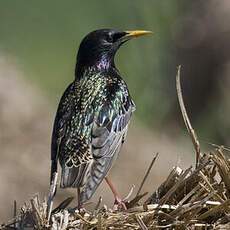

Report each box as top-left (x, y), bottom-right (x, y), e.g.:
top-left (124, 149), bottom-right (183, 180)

top-left (75, 29), bottom-right (152, 78)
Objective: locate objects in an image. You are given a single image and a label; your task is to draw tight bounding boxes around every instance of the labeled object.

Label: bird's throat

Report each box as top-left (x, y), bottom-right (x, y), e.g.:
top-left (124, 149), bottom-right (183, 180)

top-left (96, 56), bottom-right (113, 70)
top-left (75, 55), bottom-right (115, 79)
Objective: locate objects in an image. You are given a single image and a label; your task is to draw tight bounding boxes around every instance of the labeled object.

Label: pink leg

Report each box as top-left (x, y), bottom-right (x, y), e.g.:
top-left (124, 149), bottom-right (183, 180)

top-left (105, 177), bottom-right (127, 210)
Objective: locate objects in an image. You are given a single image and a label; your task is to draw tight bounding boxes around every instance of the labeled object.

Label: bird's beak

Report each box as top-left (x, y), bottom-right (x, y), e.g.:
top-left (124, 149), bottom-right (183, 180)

top-left (118, 30), bottom-right (153, 44)
top-left (124, 30), bottom-right (153, 39)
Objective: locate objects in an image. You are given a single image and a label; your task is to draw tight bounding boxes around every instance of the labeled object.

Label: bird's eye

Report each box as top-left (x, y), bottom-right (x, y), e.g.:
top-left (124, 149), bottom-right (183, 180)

top-left (106, 33), bottom-right (114, 43)
top-left (112, 32), bottom-right (127, 42)
top-left (105, 32), bottom-right (126, 44)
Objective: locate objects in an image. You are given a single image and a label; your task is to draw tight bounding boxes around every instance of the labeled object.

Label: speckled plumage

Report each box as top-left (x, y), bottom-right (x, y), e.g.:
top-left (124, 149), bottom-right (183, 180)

top-left (51, 66), bottom-right (134, 202)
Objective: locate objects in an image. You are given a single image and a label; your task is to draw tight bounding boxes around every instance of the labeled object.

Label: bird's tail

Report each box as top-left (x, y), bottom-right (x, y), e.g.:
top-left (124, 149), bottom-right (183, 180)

top-left (80, 131), bottom-right (124, 203)
top-left (60, 162), bottom-right (89, 188)
top-left (79, 157), bottom-right (111, 203)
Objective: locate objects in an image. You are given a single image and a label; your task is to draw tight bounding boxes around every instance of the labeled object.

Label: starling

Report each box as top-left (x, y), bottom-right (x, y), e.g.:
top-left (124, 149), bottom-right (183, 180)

top-left (50, 29), bottom-right (152, 207)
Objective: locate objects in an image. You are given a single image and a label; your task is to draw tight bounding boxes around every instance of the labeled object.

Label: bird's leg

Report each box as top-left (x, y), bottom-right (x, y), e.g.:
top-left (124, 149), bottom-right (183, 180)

top-left (70, 188), bottom-right (87, 214)
top-left (105, 177), bottom-right (127, 210)
top-left (77, 188), bottom-right (83, 211)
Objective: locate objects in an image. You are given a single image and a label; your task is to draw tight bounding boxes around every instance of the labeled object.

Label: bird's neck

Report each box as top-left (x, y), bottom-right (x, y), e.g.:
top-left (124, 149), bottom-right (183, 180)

top-left (75, 55), bottom-right (115, 80)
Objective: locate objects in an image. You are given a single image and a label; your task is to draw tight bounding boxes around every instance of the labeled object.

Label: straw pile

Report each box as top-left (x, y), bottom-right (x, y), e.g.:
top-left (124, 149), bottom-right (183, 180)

top-left (1, 148), bottom-right (230, 229)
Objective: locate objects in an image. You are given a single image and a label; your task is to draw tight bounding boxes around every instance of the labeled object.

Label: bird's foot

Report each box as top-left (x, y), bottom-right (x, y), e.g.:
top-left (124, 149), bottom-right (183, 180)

top-left (112, 185), bottom-right (135, 211)
top-left (69, 206), bottom-right (87, 215)
top-left (113, 196), bottom-right (127, 211)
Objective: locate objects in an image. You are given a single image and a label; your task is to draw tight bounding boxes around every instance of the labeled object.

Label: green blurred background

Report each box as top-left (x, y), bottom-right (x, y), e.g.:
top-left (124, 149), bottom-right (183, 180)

top-left (0, 0), bottom-right (178, 128)
top-left (0, 0), bottom-right (230, 221)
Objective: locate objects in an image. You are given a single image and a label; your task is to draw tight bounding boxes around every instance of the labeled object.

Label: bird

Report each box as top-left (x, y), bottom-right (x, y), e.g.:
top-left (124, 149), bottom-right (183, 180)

top-left (50, 29), bottom-right (152, 209)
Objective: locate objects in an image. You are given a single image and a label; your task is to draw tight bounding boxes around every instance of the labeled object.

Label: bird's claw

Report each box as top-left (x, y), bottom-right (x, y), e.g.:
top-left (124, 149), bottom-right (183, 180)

top-left (112, 185), bottom-right (135, 211)
top-left (113, 196), bottom-right (127, 211)
top-left (69, 206), bottom-right (87, 215)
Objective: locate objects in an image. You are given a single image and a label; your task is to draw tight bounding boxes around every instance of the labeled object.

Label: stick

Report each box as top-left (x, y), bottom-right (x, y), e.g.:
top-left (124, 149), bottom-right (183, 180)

top-left (127, 192), bottom-right (148, 209)
top-left (13, 200), bottom-right (17, 229)
top-left (176, 65), bottom-right (201, 167)
top-left (135, 215), bottom-right (148, 230)
top-left (136, 153), bottom-right (159, 196)
top-left (52, 196), bottom-right (74, 214)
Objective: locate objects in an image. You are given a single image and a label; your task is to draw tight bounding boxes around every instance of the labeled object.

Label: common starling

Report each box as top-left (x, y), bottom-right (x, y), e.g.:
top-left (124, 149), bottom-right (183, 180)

top-left (50, 29), bottom-right (152, 208)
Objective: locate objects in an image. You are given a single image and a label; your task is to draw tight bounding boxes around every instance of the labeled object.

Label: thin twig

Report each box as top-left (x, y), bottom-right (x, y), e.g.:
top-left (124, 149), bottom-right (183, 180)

top-left (52, 196), bottom-right (74, 214)
top-left (199, 171), bottom-right (224, 203)
top-left (123, 184), bottom-right (135, 202)
top-left (128, 204), bottom-right (177, 213)
top-left (198, 199), bottom-right (230, 220)
top-left (176, 65), bottom-right (201, 167)
top-left (92, 196), bottom-right (102, 217)
top-left (135, 214), bottom-right (148, 230)
top-left (127, 192), bottom-right (148, 209)
top-left (207, 142), bottom-right (230, 152)
top-left (136, 153), bottom-right (159, 196)
top-left (13, 200), bottom-right (17, 229)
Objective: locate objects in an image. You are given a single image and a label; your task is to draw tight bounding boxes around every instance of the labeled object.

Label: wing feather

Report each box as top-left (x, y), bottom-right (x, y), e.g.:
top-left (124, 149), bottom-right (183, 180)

top-left (50, 83), bottom-right (75, 184)
top-left (80, 90), bottom-right (134, 202)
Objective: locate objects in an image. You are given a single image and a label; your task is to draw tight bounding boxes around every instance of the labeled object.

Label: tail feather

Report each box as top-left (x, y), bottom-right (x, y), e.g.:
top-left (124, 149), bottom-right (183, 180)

top-left (80, 158), bottom-right (109, 203)
top-left (50, 160), bottom-right (58, 185)
top-left (80, 134), bottom-right (123, 203)
top-left (61, 166), bottom-right (77, 188)
top-left (60, 163), bottom-right (89, 188)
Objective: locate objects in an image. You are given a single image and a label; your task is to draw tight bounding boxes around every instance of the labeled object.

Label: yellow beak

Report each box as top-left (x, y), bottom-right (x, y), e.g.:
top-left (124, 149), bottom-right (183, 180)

top-left (124, 30), bottom-right (153, 39)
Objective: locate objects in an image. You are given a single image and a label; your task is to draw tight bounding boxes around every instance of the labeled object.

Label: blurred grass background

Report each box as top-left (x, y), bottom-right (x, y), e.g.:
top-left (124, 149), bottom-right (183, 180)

top-left (0, 0), bottom-right (178, 128)
top-left (0, 0), bottom-right (230, 221)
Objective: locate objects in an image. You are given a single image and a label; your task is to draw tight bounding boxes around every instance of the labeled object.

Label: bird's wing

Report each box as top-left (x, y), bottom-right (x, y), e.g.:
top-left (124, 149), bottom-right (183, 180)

top-left (50, 83), bottom-right (75, 184)
top-left (51, 80), bottom-right (95, 188)
top-left (80, 80), bottom-right (135, 202)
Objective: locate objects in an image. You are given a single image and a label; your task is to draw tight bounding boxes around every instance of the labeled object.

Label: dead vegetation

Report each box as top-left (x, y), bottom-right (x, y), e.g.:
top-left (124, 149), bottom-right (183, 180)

top-left (1, 149), bottom-right (230, 229)
top-left (1, 67), bottom-right (230, 229)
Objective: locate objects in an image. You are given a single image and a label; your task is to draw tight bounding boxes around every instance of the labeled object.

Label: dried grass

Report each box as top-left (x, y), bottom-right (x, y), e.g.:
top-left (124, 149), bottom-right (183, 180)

top-left (1, 149), bottom-right (230, 229)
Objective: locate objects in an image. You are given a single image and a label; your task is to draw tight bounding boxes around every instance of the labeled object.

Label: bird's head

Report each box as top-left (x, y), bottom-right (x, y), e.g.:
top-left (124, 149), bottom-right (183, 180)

top-left (75, 29), bottom-right (152, 77)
